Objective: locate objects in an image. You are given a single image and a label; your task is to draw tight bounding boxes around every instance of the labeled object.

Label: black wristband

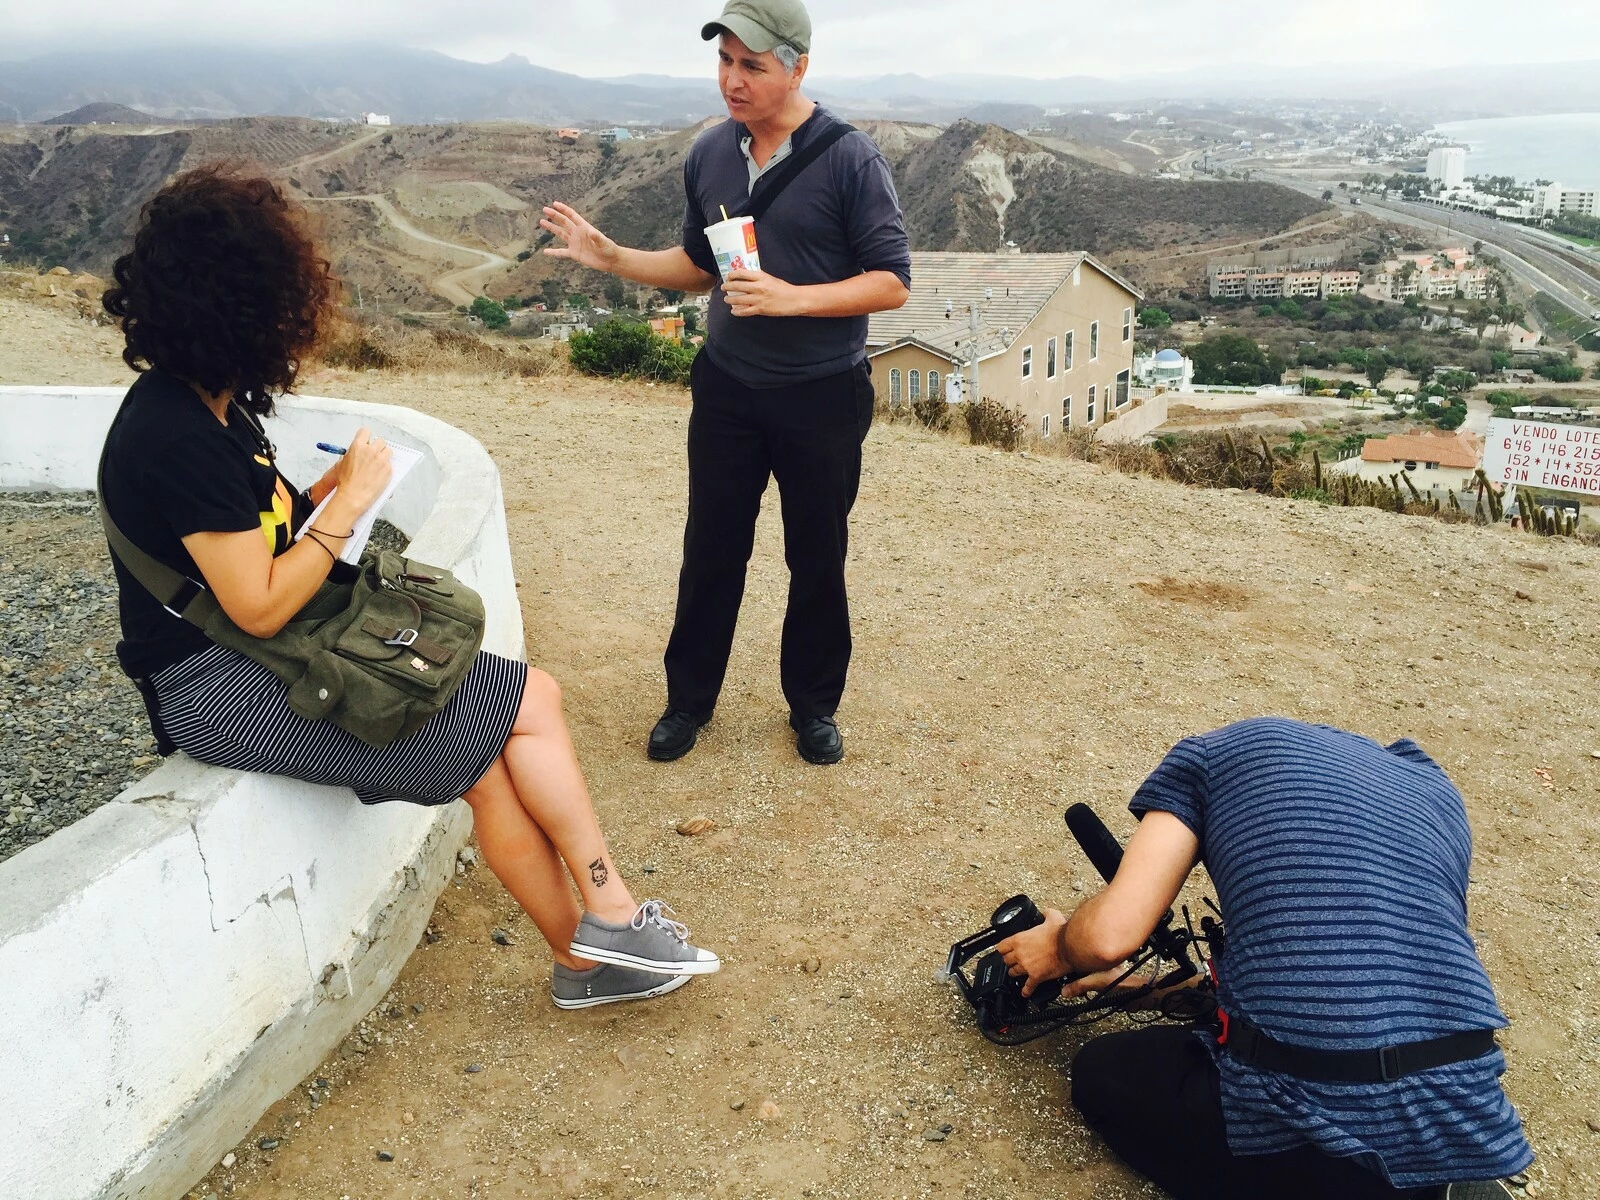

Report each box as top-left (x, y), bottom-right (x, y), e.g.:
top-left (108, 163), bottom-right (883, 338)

top-left (305, 530), bottom-right (339, 561)
top-left (310, 525), bottom-right (355, 539)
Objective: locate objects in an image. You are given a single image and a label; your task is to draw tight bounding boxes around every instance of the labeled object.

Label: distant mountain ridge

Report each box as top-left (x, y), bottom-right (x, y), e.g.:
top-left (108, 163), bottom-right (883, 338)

top-left (3, 46), bottom-right (1599, 125)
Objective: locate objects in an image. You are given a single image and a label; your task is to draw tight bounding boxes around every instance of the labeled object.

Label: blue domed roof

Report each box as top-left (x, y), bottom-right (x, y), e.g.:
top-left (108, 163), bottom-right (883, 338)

top-left (1154, 348), bottom-right (1184, 362)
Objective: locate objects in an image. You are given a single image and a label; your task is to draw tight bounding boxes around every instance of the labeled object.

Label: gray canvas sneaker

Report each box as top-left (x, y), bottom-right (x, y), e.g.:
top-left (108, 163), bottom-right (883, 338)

top-left (568, 899), bottom-right (721, 975)
top-left (551, 961), bottom-right (693, 1010)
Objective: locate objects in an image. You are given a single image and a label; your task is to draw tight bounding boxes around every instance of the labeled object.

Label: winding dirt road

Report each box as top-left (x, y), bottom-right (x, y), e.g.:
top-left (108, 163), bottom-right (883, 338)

top-left (308, 193), bottom-right (515, 306)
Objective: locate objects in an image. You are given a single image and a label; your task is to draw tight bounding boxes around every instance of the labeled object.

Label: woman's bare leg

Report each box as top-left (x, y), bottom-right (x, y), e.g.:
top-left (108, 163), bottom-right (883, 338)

top-left (496, 668), bottom-right (637, 922)
top-left (463, 757), bottom-right (594, 969)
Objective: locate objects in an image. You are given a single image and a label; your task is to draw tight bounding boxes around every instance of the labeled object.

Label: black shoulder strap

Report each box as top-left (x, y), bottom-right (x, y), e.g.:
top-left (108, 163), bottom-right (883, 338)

top-left (740, 121), bottom-right (857, 223)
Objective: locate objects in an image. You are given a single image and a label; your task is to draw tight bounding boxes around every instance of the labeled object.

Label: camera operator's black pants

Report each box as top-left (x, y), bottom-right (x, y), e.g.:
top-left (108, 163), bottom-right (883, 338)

top-left (663, 352), bottom-right (874, 722)
top-left (1071, 1027), bottom-right (1434, 1200)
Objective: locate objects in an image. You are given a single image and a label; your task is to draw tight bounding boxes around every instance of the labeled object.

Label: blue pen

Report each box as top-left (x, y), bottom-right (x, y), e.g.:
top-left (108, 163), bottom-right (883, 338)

top-left (317, 441), bottom-right (348, 455)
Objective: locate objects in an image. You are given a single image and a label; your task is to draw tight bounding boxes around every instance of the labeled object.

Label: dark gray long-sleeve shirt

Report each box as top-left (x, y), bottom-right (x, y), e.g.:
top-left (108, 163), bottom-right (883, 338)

top-left (681, 105), bottom-right (912, 388)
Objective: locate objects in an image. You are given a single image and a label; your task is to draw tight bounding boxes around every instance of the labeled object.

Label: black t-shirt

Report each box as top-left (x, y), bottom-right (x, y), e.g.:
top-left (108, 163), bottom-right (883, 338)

top-left (101, 369), bottom-right (312, 679)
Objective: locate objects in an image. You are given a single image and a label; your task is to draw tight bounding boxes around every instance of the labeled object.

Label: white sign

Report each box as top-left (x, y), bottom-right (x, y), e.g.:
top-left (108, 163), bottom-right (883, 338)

top-left (1482, 417), bottom-right (1600, 497)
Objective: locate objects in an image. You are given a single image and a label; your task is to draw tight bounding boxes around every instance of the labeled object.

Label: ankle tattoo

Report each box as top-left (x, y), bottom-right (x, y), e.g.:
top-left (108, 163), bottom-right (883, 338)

top-left (588, 857), bottom-right (610, 888)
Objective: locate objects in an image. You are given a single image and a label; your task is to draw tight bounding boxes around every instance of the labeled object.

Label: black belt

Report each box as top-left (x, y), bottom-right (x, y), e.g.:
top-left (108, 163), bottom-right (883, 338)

top-left (1219, 1012), bottom-right (1497, 1083)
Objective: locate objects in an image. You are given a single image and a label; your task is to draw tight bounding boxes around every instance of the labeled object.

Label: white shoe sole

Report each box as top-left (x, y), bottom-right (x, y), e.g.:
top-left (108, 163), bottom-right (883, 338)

top-left (552, 971), bottom-right (693, 1010)
top-left (566, 942), bottom-right (722, 976)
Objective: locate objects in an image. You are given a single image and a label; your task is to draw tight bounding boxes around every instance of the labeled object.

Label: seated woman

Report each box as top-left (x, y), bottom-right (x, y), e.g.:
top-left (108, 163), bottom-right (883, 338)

top-left (99, 165), bottom-right (717, 1009)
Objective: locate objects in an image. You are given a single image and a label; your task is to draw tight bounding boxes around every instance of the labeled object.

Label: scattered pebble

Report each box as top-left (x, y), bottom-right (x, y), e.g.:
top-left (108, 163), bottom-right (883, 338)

top-left (464, 1063), bottom-right (483, 1075)
top-left (257, 1137), bottom-right (279, 1152)
top-left (402, 1112), bottom-right (416, 1126)
top-left (730, 1098), bottom-right (745, 1111)
top-left (376, 1150), bottom-right (394, 1162)
top-left (490, 928), bottom-right (511, 946)
top-left (1515, 589), bottom-right (1532, 601)
top-left (921, 1126), bottom-right (948, 1142)
top-left (675, 817), bottom-right (717, 836)
top-left (802, 957), bottom-right (821, 974)
top-left (757, 1100), bottom-right (781, 1120)
top-left (1587, 1116), bottom-right (1600, 1134)
top-left (220, 1153), bottom-right (236, 1169)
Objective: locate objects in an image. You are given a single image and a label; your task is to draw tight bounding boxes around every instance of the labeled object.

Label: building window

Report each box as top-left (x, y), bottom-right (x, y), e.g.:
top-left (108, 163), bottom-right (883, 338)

top-left (928, 370), bottom-right (941, 400)
top-left (1046, 337), bottom-right (1057, 378)
top-left (1021, 346), bottom-right (1033, 379)
top-left (1087, 385), bottom-right (1096, 424)
top-left (909, 370), bottom-right (921, 402)
top-left (889, 368), bottom-right (901, 406)
top-left (1041, 414), bottom-right (1050, 438)
top-left (1062, 396), bottom-right (1071, 429)
top-left (1122, 307), bottom-right (1133, 341)
top-left (1064, 330), bottom-right (1074, 371)
top-left (1089, 321), bottom-right (1099, 361)
top-left (1115, 369), bottom-right (1130, 408)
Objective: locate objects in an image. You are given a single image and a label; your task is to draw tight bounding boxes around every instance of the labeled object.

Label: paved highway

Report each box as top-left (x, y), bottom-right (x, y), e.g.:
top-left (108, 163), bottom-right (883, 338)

top-left (1261, 171), bottom-right (1600, 321)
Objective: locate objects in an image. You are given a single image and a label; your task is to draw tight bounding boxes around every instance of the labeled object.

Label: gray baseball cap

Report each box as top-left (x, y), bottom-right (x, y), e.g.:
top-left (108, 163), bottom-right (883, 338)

top-left (701, 0), bottom-right (812, 55)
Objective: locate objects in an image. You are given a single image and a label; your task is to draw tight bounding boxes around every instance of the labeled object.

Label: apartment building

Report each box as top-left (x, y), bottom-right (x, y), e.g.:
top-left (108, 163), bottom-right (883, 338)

top-left (1322, 270), bottom-right (1360, 297)
top-left (1210, 266), bottom-right (1361, 301)
top-left (1531, 183), bottom-right (1600, 218)
top-left (866, 251), bottom-right (1143, 439)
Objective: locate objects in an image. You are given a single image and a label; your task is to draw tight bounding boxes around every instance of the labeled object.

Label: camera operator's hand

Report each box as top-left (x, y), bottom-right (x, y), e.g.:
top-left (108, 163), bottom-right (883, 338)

top-left (1060, 965), bottom-right (1151, 1005)
top-left (997, 907), bottom-right (1071, 998)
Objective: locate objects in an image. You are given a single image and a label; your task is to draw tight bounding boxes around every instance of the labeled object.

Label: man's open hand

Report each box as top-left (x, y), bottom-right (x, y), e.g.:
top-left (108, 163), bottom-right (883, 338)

top-left (540, 202), bottom-right (619, 273)
top-left (723, 268), bottom-right (806, 317)
top-left (996, 907), bottom-right (1071, 998)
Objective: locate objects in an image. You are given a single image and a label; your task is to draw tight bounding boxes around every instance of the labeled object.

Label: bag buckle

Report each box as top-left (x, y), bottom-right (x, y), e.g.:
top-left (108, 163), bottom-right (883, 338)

top-left (384, 628), bottom-right (420, 647)
top-left (1379, 1046), bottom-right (1402, 1082)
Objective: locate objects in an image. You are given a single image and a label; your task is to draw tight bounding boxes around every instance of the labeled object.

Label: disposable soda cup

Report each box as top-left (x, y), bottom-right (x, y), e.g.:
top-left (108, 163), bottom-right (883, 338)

top-left (704, 215), bottom-right (760, 281)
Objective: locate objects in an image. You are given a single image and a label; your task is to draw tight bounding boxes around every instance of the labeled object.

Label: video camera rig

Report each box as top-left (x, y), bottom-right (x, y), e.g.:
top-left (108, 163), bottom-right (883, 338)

top-left (944, 804), bottom-right (1225, 1045)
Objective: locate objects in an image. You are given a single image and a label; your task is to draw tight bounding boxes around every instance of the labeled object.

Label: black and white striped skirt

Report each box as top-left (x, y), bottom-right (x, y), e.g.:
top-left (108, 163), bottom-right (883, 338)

top-left (151, 643), bottom-right (528, 806)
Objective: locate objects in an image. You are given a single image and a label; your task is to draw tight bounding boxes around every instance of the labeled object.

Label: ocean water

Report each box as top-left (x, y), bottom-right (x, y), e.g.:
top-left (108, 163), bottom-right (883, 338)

top-left (1434, 113), bottom-right (1600, 187)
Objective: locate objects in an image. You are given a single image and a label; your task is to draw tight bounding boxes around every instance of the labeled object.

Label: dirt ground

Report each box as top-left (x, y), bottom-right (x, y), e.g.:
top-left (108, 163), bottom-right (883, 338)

top-left (4, 296), bottom-right (1599, 1199)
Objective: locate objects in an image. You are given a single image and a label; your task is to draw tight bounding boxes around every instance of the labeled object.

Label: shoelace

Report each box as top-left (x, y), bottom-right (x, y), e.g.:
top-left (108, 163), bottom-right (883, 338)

top-left (630, 899), bottom-right (690, 943)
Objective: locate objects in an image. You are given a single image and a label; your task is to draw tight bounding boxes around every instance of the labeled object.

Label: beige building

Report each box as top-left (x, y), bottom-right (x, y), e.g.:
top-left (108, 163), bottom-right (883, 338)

top-left (866, 251), bottom-right (1143, 439)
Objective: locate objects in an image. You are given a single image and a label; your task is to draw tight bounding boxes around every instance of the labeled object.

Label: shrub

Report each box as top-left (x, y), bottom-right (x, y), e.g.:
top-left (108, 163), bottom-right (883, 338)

top-left (1138, 307), bottom-right (1172, 328)
top-left (963, 397), bottom-right (1026, 449)
top-left (1533, 353), bottom-right (1583, 382)
top-left (470, 295), bottom-right (509, 330)
top-left (568, 318), bottom-right (697, 385)
top-left (911, 391), bottom-right (953, 432)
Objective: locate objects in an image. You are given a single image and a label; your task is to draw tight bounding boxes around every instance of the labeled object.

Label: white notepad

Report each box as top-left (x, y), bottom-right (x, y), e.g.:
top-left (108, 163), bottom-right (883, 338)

top-left (295, 442), bottom-right (424, 564)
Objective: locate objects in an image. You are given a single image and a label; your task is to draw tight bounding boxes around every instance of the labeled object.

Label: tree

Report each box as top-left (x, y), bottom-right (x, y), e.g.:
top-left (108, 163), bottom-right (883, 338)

top-left (679, 304), bottom-right (699, 335)
top-left (1186, 332), bottom-right (1283, 387)
top-left (469, 295), bottom-right (509, 330)
top-left (1138, 306), bottom-right (1173, 329)
top-left (602, 277), bottom-right (628, 310)
top-left (1365, 351), bottom-right (1389, 390)
top-left (1322, 189), bottom-right (1334, 201)
top-left (540, 278), bottom-right (567, 311)
top-left (568, 318), bottom-right (697, 385)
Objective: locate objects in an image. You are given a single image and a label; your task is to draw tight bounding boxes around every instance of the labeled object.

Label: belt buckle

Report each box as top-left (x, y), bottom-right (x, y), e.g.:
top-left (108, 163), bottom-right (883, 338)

top-left (384, 628), bottom-right (420, 647)
top-left (1379, 1046), bottom-right (1402, 1082)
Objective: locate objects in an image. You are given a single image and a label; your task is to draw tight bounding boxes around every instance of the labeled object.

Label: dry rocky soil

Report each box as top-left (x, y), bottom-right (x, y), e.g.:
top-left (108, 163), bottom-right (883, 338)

top-left (3, 294), bottom-right (1599, 1199)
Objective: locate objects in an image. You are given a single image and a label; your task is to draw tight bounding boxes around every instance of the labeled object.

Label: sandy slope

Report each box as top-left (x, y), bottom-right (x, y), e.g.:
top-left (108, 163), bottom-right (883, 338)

top-left (4, 297), bottom-right (1598, 1200)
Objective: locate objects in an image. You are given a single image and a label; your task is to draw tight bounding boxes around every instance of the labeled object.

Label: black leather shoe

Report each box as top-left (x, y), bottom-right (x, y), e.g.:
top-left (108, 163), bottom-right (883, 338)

top-left (648, 709), bottom-right (707, 762)
top-left (791, 715), bottom-right (844, 765)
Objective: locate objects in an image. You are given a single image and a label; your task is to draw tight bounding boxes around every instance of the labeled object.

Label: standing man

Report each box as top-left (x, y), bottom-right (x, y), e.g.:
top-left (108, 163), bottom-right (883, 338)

top-left (540, 0), bottom-right (911, 765)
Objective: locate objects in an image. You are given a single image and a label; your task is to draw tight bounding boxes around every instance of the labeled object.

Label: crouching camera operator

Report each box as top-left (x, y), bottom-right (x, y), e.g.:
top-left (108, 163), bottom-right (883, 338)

top-left (997, 717), bottom-right (1532, 1200)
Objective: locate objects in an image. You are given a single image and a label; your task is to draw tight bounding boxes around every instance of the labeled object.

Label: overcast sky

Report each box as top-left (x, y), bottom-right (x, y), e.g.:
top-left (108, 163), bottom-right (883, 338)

top-left (4, 0), bottom-right (1599, 78)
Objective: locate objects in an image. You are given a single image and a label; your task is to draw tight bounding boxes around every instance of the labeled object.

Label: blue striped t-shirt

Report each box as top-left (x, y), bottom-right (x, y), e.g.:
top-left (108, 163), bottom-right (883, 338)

top-left (1129, 717), bottom-right (1533, 1188)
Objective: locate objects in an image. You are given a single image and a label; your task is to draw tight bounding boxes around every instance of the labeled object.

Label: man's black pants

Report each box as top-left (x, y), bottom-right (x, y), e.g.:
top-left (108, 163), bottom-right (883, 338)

top-left (1071, 1026), bottom-right (1435, 1200)
top-left (663, 351), bottom-right (875, 722)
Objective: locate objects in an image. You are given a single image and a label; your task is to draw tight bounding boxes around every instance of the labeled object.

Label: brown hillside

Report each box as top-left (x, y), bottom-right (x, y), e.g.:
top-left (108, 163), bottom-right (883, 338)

top-left (0, 115), bottom-right (1327, 308)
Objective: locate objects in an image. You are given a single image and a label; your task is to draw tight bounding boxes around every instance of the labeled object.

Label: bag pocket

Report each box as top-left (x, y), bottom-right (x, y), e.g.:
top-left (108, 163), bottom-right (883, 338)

top-left (286, 650), bottom-right (346, 722)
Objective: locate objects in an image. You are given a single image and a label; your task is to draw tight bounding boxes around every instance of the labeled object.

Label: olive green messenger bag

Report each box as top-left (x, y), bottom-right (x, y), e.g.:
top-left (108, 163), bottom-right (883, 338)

top-left (97, 405), bottom-right (487, 749)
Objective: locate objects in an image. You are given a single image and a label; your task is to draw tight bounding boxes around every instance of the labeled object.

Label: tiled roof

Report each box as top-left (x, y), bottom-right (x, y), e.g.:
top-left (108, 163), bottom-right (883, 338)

top-left (866, 251), bottom-right (1138, 361)
top-left (1360, 430), bottom-right (1484, 470)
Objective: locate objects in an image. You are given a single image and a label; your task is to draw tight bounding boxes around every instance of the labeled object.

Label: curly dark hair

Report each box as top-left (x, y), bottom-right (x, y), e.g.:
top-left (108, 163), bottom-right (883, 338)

top-left (102, 165), bottom-right (337, 415)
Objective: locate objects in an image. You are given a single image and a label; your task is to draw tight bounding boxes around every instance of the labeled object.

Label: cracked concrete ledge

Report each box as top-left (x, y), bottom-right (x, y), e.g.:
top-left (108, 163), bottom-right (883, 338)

top-left (0, 388), bottom-right (523, 1200)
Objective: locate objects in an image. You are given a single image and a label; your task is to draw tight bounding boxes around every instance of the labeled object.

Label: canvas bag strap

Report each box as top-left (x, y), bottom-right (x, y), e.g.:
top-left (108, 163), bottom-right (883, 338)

top-left (739, 121), bottom-right (856, 223)
top-left (96, 401), bottom-right (219, 631)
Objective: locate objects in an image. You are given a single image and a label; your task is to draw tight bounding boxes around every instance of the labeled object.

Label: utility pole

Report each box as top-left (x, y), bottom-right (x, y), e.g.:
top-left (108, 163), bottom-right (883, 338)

top-left (946, 288), bottom-right (992, 404)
